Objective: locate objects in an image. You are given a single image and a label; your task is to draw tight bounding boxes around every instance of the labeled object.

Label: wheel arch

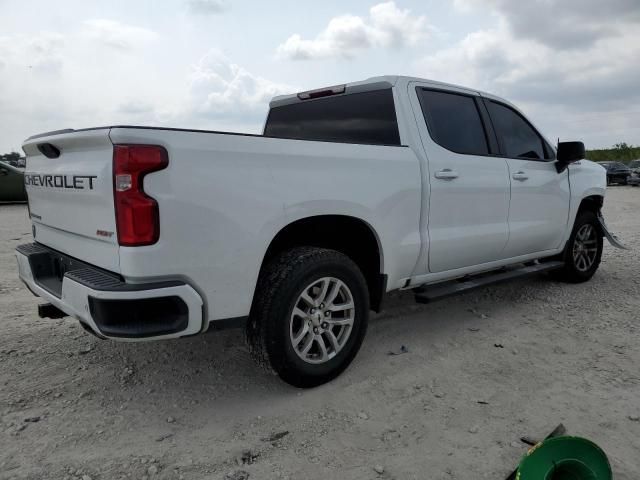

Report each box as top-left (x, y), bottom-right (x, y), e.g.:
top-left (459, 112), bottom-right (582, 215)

top-left (577, 194), bottom-right (604, 215)
top-left (257, 215), bottom-right (386, 312)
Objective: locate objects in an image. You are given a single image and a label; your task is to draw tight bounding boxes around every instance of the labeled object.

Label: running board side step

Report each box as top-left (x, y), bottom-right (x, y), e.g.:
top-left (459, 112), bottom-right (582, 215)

top-left (414, 261), bottom-right (564, 304)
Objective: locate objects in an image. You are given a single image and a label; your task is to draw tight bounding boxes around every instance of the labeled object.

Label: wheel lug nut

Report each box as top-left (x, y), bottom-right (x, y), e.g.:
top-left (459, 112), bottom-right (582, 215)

top-left (324, 311), bottom-right (330, 317)
top-left (320, 303), bottom-right (325, 309)
top-left (310, 308), bottom-right (315, 314)
top-left (322, 322), bottom-right (328, 329)
top-left (313, 327), bottom-right (319, 334)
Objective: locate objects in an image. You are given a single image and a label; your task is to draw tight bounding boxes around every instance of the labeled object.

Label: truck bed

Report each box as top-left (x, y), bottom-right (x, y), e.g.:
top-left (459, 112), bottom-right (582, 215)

top-left (21, 125), bottom-right (422, 325)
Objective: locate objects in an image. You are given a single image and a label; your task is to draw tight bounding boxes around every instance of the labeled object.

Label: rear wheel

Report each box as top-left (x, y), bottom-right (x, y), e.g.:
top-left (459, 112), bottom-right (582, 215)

top-left (246, 247), bottom-right (369, 388)
top-left (552, 211), bottom-right (603, 283)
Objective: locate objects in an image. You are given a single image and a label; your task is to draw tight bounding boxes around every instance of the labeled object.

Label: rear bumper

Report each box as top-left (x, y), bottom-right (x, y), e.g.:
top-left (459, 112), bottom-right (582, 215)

top-left (15, 243), bottom-right (203, 341)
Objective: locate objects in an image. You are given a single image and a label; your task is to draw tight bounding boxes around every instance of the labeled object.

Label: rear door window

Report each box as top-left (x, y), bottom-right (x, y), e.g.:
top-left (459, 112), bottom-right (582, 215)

top-left (417, 89), bottom-right (490, 155)
top-left (264, 89), bottom-right (401, 146)
top-left (486, 101), bottom-right (548, 160)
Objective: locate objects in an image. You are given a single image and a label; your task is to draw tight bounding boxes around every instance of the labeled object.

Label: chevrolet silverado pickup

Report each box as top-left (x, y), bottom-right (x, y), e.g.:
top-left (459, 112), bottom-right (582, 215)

top-left (16, 76), bottom-right (619, 387)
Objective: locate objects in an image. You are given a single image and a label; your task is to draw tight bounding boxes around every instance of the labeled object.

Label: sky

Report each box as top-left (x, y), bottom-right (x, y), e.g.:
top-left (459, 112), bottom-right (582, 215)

top-left (1, 0), bottom-right (639, 153)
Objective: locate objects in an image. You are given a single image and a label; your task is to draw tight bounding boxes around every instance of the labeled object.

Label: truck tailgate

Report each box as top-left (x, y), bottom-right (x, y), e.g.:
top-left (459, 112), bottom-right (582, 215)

top-left (22, 129), bottom-right (120, 273)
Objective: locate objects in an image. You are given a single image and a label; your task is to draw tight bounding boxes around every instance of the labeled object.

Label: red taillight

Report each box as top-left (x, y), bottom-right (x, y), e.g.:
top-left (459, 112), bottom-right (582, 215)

top-left (113, 145), bottom-right (168, 246)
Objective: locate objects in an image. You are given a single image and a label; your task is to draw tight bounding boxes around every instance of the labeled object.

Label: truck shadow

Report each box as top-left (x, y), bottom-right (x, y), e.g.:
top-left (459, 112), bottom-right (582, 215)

top-left (78, 272), bottom-right (570, 404)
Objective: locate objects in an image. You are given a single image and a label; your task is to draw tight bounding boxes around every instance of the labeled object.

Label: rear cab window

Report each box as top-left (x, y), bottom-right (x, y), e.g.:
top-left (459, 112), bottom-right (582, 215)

top-left (416, 88), bottom-right (490, 156)
top-left (264, 89), bottom-right (401, 146)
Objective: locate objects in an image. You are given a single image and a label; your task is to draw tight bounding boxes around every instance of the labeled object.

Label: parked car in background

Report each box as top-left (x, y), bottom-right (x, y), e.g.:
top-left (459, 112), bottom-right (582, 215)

top-left (0, 161), bottom-right (27, 202)
top-left (598, 161), bottom-right (631, 185)
top-left (0, 153), bottom-right (26, 168)
top-left (628, 160), bottom-right (640, 186)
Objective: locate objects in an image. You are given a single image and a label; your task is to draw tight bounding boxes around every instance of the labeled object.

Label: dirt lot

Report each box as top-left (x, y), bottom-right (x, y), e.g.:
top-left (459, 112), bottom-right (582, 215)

top-left (1, 187), bottom-right (639, 480)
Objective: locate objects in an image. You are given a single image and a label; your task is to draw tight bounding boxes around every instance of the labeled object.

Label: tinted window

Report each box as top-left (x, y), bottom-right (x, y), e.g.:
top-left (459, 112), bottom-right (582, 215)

top-left (417, 89), bottom-right (489, 155)
top-left (264, 89), bottom-right (400, 145)
top-left (487, 101), bottom-right (546, 159)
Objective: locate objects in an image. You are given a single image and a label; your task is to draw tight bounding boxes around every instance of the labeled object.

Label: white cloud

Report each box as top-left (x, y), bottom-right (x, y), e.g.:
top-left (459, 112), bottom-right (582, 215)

top-left (415, 19), bottom-right (640, 146)
top-left (183, 50), bottom-right (296, 126)
top-left (0, 32), bottom-right (65, 75)
top-left (277, 1), bottom-right (429, 60)
top-left (1, 1), bottom-right (637, 151)
top-left (0, 24), bottom-right (164, 151)
top-left (81, 19), bottom-right (158, 50)
top-left (453, 0), bottom-right (640, 49)
top-left (368, 1), bottom-right (427, 47)
top-left (0, 18), bottom-right (294, 151)
top-left (186, 0), bottom-right (227, 15)
top-left (416, 18), bottom-right (640, 106)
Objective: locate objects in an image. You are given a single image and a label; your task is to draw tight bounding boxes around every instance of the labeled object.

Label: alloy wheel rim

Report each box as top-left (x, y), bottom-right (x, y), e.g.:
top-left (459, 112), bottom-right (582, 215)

top-left (289, 277), bottom-right (355, 365)
top-left (573, 224), bottom-right (598, 272)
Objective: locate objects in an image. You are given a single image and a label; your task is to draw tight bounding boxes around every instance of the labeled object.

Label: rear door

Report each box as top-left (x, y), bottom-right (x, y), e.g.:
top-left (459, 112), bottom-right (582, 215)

top-left (411, 85), bottom-right (511, 273)
top-left (483, 98), bottom-right (570, 257)
top-left (22, 129), bottom-right (120, 272)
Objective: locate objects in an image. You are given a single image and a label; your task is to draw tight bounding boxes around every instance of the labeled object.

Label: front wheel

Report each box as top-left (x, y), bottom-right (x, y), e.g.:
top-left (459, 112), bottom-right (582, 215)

top-left (246, 247), bottom-right (369, 388)
top-left (552, 210), bottom-right (603, 283)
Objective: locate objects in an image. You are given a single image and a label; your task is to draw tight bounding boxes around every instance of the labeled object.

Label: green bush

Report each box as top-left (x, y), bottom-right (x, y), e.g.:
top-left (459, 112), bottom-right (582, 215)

top-left (586, 143), bottom-right (640, 164)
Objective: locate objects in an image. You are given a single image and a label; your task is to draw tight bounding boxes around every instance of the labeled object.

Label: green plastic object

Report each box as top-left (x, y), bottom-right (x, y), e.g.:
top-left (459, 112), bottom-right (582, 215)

top-left (517, 436), bottom-right (612, 480)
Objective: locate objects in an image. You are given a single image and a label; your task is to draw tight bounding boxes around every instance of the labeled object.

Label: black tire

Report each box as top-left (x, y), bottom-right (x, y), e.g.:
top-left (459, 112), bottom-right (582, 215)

top-left (246, 247), bottom-right (369, 388)
top-left (552, 210), bottom-right (603, 283)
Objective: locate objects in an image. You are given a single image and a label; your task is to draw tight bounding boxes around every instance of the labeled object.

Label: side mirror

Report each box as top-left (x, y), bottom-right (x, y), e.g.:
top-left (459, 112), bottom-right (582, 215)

top-left (556, 141), bottom-right (585, 173)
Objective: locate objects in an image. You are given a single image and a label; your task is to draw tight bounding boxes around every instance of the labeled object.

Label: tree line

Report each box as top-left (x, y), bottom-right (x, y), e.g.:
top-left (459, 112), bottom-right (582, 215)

top-left (586, 143), bottom-right (640, 164)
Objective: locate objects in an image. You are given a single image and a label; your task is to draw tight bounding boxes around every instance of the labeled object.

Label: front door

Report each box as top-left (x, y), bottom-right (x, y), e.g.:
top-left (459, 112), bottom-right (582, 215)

top-left (483, 99), bottom-right (570, 257)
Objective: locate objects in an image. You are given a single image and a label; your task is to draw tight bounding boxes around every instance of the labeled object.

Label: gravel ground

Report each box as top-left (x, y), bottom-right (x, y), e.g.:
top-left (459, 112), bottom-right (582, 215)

top-left (1, 187), bottom-right (639, 480)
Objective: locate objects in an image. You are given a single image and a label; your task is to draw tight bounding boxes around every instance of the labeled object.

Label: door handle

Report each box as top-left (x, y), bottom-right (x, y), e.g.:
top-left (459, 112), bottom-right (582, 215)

top-left (512, 171), bottom-right (529, 181)
top-left (434, 169), bottom-right (459, 180)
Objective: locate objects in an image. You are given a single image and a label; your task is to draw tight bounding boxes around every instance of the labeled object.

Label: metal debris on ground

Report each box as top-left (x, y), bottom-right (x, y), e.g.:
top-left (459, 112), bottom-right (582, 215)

top-left (387, 345), bottom-right (409, 356)
top-left (260, 431), bottom-right (289, 442)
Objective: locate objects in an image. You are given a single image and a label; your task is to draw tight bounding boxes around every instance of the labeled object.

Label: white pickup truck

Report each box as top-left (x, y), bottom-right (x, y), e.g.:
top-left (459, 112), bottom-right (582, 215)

top-left (16, 76), bottom-right (620, 387)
